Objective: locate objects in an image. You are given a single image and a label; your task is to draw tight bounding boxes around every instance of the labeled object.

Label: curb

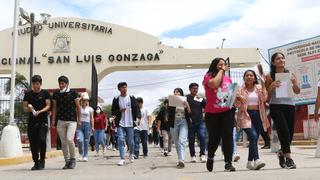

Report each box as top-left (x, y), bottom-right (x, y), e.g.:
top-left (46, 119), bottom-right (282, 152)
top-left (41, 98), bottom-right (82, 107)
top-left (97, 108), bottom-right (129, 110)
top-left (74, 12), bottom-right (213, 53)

top-left (0, 150), bottom-right (63, 166)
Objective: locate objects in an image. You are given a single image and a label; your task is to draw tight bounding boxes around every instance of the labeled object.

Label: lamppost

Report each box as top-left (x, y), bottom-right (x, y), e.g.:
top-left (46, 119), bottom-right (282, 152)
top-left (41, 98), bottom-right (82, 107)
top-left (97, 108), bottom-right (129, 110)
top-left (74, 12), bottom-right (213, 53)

top-left (19, 8), bottom-right (50, 87)
top-left (221, 38), bottom-right (226, 49)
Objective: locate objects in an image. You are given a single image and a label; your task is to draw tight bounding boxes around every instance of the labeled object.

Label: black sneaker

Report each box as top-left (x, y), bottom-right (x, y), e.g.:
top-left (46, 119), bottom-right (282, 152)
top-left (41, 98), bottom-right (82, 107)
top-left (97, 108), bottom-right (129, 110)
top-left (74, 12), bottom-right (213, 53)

top-left (177, 161), bottom-right (185, 169)
top-left (261, 145), bottom-right (271, 149)
top-left (68, 158), bottom-right (76, 169)
top-left (224, 163), bottom-right (236, 172)
top-left (38, 160), bottom-right (45, 170)
top-left (62, 162), bottom-right (70, 170)
top-left (277, 151), bottom-right (285, 168)
top-left (285, 158), bottom-right (296, 169)
top-left (31, 162), bottom-right (40, 171)
top-left (206, 157), bottom-right (214, 172)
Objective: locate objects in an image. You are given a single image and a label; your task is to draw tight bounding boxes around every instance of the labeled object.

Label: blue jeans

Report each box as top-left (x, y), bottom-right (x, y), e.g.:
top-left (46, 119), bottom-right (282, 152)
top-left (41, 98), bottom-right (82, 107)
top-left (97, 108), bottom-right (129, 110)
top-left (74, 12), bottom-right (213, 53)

top-left (134, 129), bottom-right (148, 157)
top-left (188, 120), bottom-right (206, 157)
top-left (233, 127), bottom-right (238, 155)
top-left (94, 129), bottom-right (106, 153)
top-left (77, 122), bottom-right (91, 158)
top-left (171, 118), bottom-right (188, 162)
top-left (117, 126), bottom-right (134, 160)
top-left (243, 110), bottom-right (263, 161)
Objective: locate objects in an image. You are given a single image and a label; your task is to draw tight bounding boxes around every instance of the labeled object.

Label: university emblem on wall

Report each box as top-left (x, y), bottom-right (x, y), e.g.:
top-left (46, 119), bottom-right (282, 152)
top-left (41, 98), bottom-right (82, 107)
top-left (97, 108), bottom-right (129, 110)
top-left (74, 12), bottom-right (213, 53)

top-left (53, 33), bottom-right (71, 53)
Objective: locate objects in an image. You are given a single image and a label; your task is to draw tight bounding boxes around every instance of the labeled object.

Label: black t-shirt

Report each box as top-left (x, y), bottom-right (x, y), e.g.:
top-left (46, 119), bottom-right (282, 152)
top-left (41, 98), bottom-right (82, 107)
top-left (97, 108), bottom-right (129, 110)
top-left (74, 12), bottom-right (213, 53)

top-left (23, 89), bottom-right (50, 125)
top-left (156, 107), bottom-right (170, 131)
top-left (186, 94), bottom-right (206, 123)
top-left (53, 90), bottom-right (78, 122)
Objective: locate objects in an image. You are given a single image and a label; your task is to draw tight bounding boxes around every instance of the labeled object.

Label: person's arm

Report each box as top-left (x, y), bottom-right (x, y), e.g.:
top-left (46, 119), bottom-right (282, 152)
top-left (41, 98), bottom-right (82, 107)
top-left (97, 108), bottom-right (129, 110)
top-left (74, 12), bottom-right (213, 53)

top-left (51, 100), bottom-right (57, 128)
top-left (90, 110), bottom-right (94, 131)
top-left (265, 75), bottom-right (280, 101)
top-left (291, 73), bottom-right (301, 94)
top-left (75, 97), bottom-right (81, 127)
top-left (22, 101), bottom-right (32, 113)
top-left (314, 87), bottom-right (320, 121)
top-left (36, 99), bottom-right (51, 116)
top-left (207, 65), bottom-right (229, 89)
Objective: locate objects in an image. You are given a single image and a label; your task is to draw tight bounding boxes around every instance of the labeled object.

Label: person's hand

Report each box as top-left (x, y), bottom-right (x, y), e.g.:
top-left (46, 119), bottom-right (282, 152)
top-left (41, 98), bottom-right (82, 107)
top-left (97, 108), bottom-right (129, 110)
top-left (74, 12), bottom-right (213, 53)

top-left (51, 120), bottom-right (56, 128)
top-left (270, 80), bottom-right (281, 90)
top-left (34, 111), bottom-right (41, 117)
top-left (77, 121), bottom-right (82, 128)
top-left (120, 108), bottom-right (126, 112)
top-left (315, 114), bottom-right (319, 122)
top-left (222, 64), bottom-right (230, 72)
top-left (291, 73), bottom-right (298, 85)
top-left (236, 95), bottom-right (247, 104)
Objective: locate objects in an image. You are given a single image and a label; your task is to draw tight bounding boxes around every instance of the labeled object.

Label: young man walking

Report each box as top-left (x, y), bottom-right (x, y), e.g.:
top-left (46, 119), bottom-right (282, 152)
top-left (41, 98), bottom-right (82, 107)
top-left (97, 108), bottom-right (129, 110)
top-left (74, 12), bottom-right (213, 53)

top-left (23, 75), bottom-right (51, 170)
top-left (112, 82), bottom-right (141, 166)
top-left (52, 76), bottom-right (81, 169)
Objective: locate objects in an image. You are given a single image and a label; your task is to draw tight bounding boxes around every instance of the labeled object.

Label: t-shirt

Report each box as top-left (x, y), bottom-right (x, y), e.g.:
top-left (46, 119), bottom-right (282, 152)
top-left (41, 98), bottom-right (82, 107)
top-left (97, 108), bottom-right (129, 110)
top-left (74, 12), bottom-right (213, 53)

top-left (137, 108), bottom-right (149, 131)
top-left (94, 113), bottom-right (106, 130)
top-left (119, 95), bottom-right (133, 127)
top-left (187, 94), bottom-right (206, 123)
top-left (52, 89), bottom-right (78, 121)
top-left (23, 89), bottom-right (50, 125)
top-left (80, 106), bottom-right (93, 123)
top-left (203, 73), bottom-right (232, 113)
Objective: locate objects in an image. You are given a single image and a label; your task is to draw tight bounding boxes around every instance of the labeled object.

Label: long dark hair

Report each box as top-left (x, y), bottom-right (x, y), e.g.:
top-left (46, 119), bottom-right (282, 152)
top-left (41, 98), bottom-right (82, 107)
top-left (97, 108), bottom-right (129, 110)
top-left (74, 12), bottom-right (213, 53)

top-left (207, 58), bottom-right (225, 77)
top-left (270, 52), bottom-right (289, 81)
top-left (243, 69), bottom-right (259, 85)
top-left (174, 88), bottom-right (184, 96)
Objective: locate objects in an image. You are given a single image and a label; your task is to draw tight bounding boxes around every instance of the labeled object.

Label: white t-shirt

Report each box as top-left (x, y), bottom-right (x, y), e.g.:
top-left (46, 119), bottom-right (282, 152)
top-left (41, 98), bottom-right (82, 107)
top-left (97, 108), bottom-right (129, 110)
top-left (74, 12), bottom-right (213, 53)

top-left (119, 95), bottom-right (133, 127)
top-left (137, 108), bottom-right (149, 131)
top-left (81, 106), bottom-right (93, 123)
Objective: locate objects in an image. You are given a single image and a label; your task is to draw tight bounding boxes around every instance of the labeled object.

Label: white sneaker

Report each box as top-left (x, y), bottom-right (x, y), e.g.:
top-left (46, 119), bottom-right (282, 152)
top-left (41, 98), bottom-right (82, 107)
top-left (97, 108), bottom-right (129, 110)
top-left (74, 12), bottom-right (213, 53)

top-left (118, 159), bottom-right (126, 166)
top-left (191, 156), bottom-right (197, 163)
top-left (167, 152), bottom-right (173, 156)
top-left (233, 153), bottom-right (240, 162)
top-left (107, 146), bottom-right (112, 150)
top-left (112, 148), bottom-right (116, 151)
top-left (95, 152), bottom-right (100, 157)
top-left (129, 154), bottom-right (134, 163)
top-left (83, 157), bottom-right (88, 162)
top-left (246, 161), bottom-right (254, 170)
top-left (200, 156), bottom-right (207, 163)
top-left (78, 156), bottom-right (83, 162)
top-left (253, 159), bottom-right (266, 170)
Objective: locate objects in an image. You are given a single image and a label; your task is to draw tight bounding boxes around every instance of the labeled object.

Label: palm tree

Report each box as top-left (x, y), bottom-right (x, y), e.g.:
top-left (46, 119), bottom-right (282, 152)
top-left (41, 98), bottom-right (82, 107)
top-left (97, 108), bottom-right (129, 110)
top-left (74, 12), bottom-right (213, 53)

top-left (152, 97), bottom-right (167, 115)
top-left (5, 72), bottom-right (29, 94)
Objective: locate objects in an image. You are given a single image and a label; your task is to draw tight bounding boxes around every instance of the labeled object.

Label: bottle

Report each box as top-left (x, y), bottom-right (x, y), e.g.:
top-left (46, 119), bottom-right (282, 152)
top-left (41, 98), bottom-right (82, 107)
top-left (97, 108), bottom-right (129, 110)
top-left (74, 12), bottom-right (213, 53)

top-left (28, 104), bottom-right (37, 116)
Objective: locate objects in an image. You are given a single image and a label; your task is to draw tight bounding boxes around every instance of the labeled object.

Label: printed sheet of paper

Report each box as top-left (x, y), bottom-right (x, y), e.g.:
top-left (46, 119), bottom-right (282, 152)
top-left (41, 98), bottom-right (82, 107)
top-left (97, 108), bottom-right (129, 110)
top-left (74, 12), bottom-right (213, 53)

top-left (168, 95), bottom-right (186, 107)
top-left (276, 73), bottom-right (293, 98)
top-left (226, 83), bottom-right (239, 108)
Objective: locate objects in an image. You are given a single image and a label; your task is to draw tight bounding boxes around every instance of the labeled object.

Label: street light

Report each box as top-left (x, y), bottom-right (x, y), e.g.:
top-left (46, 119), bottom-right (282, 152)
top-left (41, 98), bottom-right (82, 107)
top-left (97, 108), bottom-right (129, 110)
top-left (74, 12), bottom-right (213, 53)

top-left (221, 38), bottom-right (226, 48)
top-left (19, 8), bottom-right (50, 87)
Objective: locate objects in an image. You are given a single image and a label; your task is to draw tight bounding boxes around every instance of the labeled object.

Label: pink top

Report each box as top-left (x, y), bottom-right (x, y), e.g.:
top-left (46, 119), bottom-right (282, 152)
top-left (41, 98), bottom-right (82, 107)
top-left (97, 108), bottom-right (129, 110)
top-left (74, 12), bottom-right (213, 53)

top-left (203, 73), bottom-right (232, 113)
top-left (235, 84), bottom-right (270, 131)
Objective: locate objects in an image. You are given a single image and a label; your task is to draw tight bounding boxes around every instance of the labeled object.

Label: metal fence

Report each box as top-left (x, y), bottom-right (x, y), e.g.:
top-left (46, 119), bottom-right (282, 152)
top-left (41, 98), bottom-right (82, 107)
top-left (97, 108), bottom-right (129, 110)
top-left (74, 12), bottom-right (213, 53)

top-left (0, 77), bottom-right (29, 143)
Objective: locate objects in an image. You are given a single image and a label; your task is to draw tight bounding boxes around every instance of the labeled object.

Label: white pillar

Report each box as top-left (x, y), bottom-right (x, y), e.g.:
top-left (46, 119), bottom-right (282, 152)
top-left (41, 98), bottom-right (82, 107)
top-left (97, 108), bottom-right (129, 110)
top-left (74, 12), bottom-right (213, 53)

top-left (0, 0), bottom-right (23, 157)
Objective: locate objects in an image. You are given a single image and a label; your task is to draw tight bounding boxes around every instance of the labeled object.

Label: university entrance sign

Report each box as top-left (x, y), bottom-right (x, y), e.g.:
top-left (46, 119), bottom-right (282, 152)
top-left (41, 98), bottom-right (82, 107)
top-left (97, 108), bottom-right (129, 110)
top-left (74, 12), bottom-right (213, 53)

top-left (0, 17), bottom-right (260, 90)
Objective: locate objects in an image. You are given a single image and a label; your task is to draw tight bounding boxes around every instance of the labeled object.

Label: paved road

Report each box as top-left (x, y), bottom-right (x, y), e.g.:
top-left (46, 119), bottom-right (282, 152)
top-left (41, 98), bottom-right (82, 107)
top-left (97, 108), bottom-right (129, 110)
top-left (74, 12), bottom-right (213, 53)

top-left (0, 144), bottom-right (319, 180)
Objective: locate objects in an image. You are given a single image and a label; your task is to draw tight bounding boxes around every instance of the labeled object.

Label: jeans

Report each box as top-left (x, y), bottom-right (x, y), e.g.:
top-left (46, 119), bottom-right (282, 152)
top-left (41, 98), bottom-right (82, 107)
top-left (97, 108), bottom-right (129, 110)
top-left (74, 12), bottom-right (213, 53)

top-left (205, 110), bottom-right (234, 163)
top-left (243, 110), bottom-right (263, 161)
top-left (161, 130), bottom-right (172, 152)
top-left (94, 129), bottom-right (106, 153)
top-left (270, 104), bottom-right (295, 154)
top-left (28, 123), bottom-right (48, 163)
top-left (188, 120), bottom-right (206, 157)
top-left (134, 130), bottom-right (148, 156)
top-left (171, 118), bottom-right (188, 162)
top-left (77, 122), bottom-right (91, 158)
top-left (57, 120), bottom-right (77, 162)
top-left (117, 126), bottom-right (134, 160)
top-left (233, 127), bottom-right (238, 155)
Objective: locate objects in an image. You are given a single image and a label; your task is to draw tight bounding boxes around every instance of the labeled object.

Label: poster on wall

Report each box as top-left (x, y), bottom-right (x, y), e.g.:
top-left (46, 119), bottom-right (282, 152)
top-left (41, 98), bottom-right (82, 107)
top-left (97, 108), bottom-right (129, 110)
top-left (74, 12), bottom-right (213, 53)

top-left (268, 35), bottom-right (320, 105)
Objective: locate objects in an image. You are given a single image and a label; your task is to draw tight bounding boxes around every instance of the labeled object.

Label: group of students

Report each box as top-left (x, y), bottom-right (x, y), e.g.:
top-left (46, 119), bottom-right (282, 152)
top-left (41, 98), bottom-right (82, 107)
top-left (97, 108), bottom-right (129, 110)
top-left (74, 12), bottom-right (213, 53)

top-left (22, 51), bottom-right (320, 172)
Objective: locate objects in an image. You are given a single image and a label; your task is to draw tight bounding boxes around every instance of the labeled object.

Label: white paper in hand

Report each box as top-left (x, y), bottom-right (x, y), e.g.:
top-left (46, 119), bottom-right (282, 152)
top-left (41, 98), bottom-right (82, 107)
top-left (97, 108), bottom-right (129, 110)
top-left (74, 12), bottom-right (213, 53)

top-left (275, 73), bottom-right (293, 98)
top-left (168, 95), bottom-right (186, 107)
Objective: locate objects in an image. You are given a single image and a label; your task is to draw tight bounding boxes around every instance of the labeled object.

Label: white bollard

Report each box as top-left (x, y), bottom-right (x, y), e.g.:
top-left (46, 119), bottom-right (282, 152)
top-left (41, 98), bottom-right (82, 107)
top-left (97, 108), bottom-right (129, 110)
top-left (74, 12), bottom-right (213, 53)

top-left (0, 125), bottom-right (23, 157)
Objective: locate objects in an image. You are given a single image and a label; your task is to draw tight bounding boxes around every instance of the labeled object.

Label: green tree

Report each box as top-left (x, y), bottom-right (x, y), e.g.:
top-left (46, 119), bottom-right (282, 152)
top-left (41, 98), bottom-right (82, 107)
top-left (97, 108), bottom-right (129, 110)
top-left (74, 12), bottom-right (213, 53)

top-left (102, 104), bottom-right (112, 116)
top-left (152, 97), bottom-right (167, 115)
top-left (5, 72), bottom-right (29, 94)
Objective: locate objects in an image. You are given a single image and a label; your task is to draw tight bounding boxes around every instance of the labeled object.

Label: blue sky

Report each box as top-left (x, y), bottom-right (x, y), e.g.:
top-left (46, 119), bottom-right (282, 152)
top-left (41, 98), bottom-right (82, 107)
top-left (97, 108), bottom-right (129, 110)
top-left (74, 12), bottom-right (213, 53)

top-left (1, 0), bottom-right (320, 112)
